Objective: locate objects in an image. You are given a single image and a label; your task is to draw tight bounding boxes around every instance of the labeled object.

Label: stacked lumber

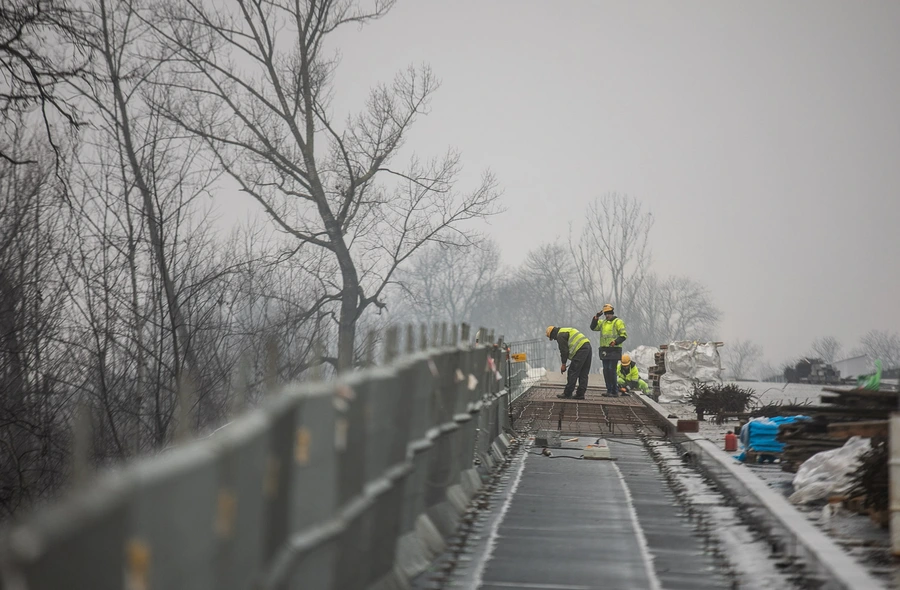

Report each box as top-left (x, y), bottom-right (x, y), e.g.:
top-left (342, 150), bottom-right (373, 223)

top-left (754, 387), bottom-right (894, 473)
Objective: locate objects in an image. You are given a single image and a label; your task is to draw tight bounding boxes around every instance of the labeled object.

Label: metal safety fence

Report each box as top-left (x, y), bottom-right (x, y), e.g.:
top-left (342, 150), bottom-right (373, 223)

top-left (505, 338), bottom-right (549, 403)
top-left (0, 331), bottom-right (514, 590)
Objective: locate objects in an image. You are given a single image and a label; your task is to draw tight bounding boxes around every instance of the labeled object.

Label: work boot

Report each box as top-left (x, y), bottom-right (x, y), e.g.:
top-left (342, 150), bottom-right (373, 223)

top-left (573, 394), bottom-right (585, 400)
top-left (556, 393), bottom-right (571, 399)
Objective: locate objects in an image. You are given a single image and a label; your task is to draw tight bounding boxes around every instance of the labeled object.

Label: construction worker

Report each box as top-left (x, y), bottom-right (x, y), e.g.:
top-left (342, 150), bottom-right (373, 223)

top-left (617, 354), bottom-right (649, 395)
top-left (545, 326), bottom-right (592, 400)
top-left (590, 303), bottom-right (627, 397)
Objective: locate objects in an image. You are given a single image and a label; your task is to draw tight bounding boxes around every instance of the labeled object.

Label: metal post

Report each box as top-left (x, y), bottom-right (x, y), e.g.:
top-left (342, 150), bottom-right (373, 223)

top-left (366, 329), bottom-right (376, 367)
top-left (311, 340), bottom-right (324, 381)
top-left (891, 413), bottom-right (900, 555)
top-left (265, 336), bottom-right (279, 394)
top-left (406, 324), bottom-right (415, 355)
top-left (175, 372), bottom-right (195, 443)
top-left (385, 326), bottom-right (399, 363)
top-left (71, 397), bottom-right (92, 487)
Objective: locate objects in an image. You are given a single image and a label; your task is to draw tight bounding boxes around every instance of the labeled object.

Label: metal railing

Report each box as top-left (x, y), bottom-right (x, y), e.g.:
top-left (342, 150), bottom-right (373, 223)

top-left (0, 334), bottom-right (513, 590)
top-left (505, 338), bottom-right (549, 403)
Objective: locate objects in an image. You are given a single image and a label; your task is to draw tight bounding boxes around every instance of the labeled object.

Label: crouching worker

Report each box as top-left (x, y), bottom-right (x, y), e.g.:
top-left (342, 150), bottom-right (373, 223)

top-left (617, 354), bottom-right (649, 396)
top-left (545, 326), bottom-right (592, 400)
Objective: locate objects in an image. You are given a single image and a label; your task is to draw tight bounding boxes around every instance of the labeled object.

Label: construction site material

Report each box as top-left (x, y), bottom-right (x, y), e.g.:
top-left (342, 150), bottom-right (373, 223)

top-left (789, 436), bottom-right (871, 504)
top-left (658, 341), bottom-right (723, 402)
top-left (755, 387), bottom-right (900, 473)
top-left (582, 440), bottom-right (612, 460)
top-left (737, 415), bottom-right (811, 464)
top-left (509, 384), bottom-right (666, 437)
top-left (676, 419), bottom-right (699, 433)
top-left (688, 382), bottom-right (756, 422)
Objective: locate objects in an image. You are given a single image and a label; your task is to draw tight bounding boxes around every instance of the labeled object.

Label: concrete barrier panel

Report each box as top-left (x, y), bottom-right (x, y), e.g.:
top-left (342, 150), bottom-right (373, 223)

top-left (213, 411), bottom-right (271, 590)
top-left (1, 474), bottom-right (131, 590)
top-left (128, 441), bottom-right (219, 590)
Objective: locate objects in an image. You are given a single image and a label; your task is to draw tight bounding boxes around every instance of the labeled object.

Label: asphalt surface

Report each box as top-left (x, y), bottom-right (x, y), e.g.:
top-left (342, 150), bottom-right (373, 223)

top-left (445, 438), bottom-right (734, 590)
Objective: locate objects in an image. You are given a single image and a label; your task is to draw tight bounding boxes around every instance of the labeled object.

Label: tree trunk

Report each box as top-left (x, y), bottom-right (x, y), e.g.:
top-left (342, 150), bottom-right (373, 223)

top-left (336, 250), bottom-right (360, 373)
top-left (99, 0), bottom-right (196, 380)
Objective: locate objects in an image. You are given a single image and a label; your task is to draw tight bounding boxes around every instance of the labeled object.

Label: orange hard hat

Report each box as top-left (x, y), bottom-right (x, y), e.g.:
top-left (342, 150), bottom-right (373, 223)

top-left (621, 354), bottom-right (631, 366)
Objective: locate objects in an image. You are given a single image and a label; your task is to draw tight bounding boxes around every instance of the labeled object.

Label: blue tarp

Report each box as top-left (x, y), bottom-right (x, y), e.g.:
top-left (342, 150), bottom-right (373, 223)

top-left (735, 415), bottom-right (811, 461)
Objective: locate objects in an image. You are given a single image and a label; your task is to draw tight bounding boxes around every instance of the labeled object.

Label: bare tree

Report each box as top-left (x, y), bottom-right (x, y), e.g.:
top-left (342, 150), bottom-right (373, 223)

top-left (474, 242), bottom-right (581, 344)
top-left (723, 339), bottom-right (763, 380)
top-left (0, 0), bottom-right (89, 164)
top-left (631, 273), bottom-right (720, 347)
top-left (54, 0), bottom-right (239, 451)
top-left (396, 237), bottom-right (502, 326)
top-left (860, 330), bottom-right (900, 370)
top-left (0, 126), bottom-right (72, 517)
top-left (810, 336), bottom-right (842, 365)
top-left (570, 193), bottom-right (653, 320)
top-left (146, 0), bottom-right (500, 370)
top-left (756, 361), bottom-right (780, 381)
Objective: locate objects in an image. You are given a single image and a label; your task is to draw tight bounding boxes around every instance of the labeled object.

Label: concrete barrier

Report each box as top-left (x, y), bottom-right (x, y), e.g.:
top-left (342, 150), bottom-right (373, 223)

top-left (0, 342), bottom-right (519, 590)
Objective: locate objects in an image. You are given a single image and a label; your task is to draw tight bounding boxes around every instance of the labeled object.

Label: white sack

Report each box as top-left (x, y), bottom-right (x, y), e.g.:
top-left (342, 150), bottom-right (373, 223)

top-left (789, 436), bottom-right (871, 505)
top-left (659, 341), bottom-right (723, 402)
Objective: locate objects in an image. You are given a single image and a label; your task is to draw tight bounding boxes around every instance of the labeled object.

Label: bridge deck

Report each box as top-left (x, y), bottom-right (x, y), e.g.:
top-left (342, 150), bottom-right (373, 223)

top-left (441, 438), bottom-right (733, 590)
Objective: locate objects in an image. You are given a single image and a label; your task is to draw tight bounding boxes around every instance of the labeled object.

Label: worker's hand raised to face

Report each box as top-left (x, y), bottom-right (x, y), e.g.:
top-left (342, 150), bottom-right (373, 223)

top-left (560, 363), bottom-right (566, 374)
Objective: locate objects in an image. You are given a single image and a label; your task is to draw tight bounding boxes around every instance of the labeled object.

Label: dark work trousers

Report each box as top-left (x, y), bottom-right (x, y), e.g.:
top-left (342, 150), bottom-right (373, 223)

top-left (602, 358), bottom-right (618, 394)
top-left (563, 345), bottom-right (592, 398)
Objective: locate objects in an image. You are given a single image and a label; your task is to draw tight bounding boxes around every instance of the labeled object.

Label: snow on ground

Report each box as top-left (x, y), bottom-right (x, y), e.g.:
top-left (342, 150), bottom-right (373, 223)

top-left (658, 381), bottom-right (827, 448)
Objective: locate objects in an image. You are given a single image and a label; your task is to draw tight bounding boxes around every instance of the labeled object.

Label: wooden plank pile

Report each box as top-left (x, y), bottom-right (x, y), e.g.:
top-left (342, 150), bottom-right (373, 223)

top-left (754, 387), bottom-right (894, 473)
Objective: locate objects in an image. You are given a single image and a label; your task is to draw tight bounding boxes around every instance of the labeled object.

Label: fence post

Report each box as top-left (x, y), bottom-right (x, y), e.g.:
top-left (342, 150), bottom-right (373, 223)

top-left (365, 329), bottom-right (376, 367)
top-left (175, 373), bottom-right (195, 443)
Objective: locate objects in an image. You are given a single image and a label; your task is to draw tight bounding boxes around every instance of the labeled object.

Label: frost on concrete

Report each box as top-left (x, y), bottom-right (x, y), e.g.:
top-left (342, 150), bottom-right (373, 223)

top-left (648, 440), bottom-right (802, 589)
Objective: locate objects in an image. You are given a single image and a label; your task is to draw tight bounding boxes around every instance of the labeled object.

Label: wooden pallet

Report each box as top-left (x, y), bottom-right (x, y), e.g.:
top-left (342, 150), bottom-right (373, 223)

top-left (744, 450), bottom-right (782, 464)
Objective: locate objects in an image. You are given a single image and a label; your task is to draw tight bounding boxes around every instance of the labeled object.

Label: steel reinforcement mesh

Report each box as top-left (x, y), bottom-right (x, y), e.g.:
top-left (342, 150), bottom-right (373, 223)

top-left (509, 385), bottom-right (667, 437)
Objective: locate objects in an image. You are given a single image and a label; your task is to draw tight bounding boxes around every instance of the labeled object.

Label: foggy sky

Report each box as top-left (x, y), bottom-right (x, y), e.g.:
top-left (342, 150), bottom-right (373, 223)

top-left (326, 1), bottom-right (900, 365)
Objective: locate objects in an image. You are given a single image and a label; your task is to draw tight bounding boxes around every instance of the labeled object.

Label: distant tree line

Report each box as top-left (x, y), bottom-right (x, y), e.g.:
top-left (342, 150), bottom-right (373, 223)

top-left (390, 193), bottom-right (723, 356)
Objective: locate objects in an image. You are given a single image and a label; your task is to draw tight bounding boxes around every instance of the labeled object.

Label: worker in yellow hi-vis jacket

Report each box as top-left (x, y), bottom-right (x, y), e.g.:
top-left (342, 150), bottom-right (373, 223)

top-left (545, 326), bottom-right (592, 400)
top-left (590, 303), bottom-right (627, 396)
top-left (617, 354), bottom-right (649, 395)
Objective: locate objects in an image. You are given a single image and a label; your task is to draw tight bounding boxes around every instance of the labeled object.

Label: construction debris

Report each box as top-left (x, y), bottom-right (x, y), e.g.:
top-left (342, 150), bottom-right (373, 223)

top-left (688, 382), bottom-right (756, 423)
top-left (751, 387), bottom-right (897, 473)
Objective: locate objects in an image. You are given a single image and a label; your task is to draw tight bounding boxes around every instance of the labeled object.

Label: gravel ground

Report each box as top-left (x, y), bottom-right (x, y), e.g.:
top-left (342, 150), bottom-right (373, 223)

top-left (659, 381), bottom-right (900, 588)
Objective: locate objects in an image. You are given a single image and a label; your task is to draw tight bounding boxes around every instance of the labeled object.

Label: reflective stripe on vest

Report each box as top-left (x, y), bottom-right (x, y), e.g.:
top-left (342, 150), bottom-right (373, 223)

top-left (558, 328), bottom-right (589, 357)
top-left (599, 318), bottom-right (625, 347)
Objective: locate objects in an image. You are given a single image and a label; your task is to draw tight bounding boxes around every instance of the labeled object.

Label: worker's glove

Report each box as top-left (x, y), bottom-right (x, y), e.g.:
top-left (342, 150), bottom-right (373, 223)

top-left (560, 364), bottom-right (566, 374)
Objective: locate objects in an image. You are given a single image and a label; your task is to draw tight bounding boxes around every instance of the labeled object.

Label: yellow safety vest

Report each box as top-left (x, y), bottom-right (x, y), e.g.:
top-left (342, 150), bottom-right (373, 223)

top-left (595, 317), bottom-right (626, 347)
top-left (558, 328), bottom-right (589, 357)
top-left (617, 363), bottom-right (640, 383)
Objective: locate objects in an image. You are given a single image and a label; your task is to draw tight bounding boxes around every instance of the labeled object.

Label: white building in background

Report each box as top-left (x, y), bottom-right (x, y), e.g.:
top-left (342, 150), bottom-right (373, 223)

top-left (834, 355), bottom-right (871, 380)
